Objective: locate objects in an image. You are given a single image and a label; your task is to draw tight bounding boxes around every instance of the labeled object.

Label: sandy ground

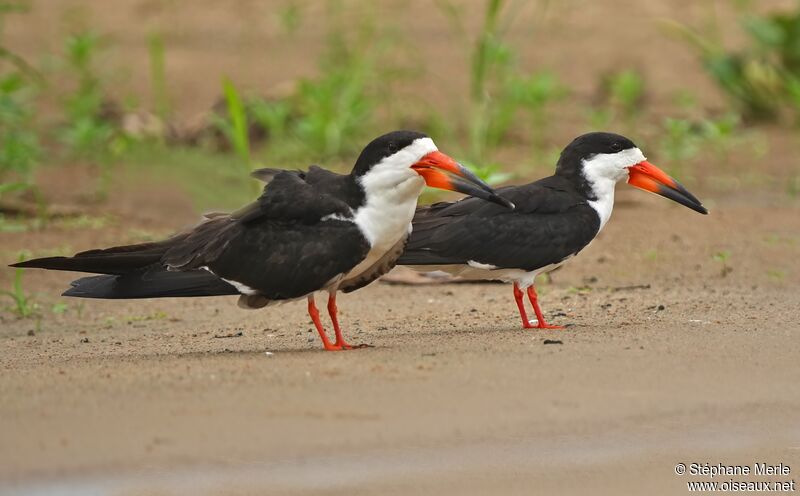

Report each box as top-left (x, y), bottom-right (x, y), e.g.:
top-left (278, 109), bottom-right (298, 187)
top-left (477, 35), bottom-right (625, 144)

top-left (2, 191), bottom-right (799, 495)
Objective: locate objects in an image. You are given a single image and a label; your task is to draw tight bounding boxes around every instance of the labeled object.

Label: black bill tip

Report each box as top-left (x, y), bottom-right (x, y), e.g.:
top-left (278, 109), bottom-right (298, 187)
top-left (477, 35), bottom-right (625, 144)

top-left (656, 184), bottom-right (709, 215)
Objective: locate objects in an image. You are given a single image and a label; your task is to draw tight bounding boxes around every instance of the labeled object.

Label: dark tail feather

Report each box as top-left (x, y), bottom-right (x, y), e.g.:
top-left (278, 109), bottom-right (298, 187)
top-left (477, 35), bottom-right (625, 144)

top-left (63, 268), bottom-right (240, 299)
top-left (10, 239), bottom-right (179, 275)
top-left (397, 250), bottom-right (450, 266)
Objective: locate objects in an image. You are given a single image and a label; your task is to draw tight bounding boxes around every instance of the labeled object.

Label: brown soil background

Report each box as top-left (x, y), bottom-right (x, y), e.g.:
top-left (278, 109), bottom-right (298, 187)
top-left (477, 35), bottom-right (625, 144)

top-left (2, 1), bottom-right (800, 495)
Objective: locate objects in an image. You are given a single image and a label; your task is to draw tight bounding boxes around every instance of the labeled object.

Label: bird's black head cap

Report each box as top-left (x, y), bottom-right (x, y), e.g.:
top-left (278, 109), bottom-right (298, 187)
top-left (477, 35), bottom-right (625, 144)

top-left (555, 132), bottom-right (637, 176)
top-left (350, 130), bottom-right (430, 177)
top-left (554, 132), bottom-right (637, 199)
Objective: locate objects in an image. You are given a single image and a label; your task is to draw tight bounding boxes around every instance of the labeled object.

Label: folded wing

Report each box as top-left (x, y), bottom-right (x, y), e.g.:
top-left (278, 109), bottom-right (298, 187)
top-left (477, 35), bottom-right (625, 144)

top-left (400, 181), bottom-right (600, 271)
top-left (13, 171), bottom-right (369, 300)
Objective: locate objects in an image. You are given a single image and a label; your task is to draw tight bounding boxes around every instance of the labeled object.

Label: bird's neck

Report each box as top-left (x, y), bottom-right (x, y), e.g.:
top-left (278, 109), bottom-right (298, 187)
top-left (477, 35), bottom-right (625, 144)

top-left (354, 174), bottom-right (425, 249)
top-left (585, 175), bottom-right (617, 232)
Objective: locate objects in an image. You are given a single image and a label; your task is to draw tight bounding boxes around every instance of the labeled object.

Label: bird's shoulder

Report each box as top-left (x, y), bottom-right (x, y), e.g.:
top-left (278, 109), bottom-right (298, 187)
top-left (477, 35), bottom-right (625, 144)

top-left (403, 176), bottom-right (600, 271)
top-left (233, 169), bottom-right (354, 225)
top-left (251, 164), bottom-right (363, 213)
top-left (415, 175), bottom-right (587, 222)
top-left (162, 169), bottom-right (361, 269)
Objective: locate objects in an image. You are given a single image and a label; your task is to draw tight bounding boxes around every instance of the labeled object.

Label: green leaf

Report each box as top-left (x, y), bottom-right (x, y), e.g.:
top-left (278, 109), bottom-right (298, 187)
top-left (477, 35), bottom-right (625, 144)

top-left (221, 78), bottom-right (250, 166)
top-left (0, 182), bottom-right (30, 195)
top-left (743, 16), bottom-right (785, 47)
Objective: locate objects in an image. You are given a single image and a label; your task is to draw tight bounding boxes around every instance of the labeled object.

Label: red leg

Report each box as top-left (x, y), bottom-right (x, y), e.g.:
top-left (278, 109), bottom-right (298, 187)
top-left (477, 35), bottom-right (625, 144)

top-left (327, 293), bottom-right (370, 350)
top-left (308, 295), bottom-right (340, 351)
top-left (327, 293), bottom-right (352, 350)
top-left (513, 282), bottom-right (534, 329)
top-left (526, 285), bottom-right (564, 329)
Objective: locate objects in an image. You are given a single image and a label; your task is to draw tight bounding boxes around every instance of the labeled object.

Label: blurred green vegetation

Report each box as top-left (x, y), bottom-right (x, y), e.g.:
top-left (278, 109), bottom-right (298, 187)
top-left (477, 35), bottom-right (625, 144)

top-left (0, 2), bottom-right (39, 198)
top-left (0, 0), bottom-right (795, 228)
top-left (4, 0), bottom-right (800, 320)
top-left (2, 251), bottom-right (37, 318)
top-left (663, 0), bottom-right (800, 122)
top-left (438, 0), bottom-right (567, 169)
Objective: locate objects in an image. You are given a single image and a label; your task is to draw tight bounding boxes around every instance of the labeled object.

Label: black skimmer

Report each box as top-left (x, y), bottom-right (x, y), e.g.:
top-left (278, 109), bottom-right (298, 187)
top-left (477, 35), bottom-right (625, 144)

top-left (398, 132), bottom-right (707, 329)
top-left (11, 130), bottom-right (512, 351)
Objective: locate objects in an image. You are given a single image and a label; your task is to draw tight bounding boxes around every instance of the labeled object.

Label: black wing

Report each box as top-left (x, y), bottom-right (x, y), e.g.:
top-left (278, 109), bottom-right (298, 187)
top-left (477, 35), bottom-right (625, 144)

top-left (251, 165), bottom-right (365, 210)
top-left (399, 177), bottom-right (601, 272)
top-left (162, 171), bottom-right (369, 300)
top-left (14, 171), bottom-right (369, 301)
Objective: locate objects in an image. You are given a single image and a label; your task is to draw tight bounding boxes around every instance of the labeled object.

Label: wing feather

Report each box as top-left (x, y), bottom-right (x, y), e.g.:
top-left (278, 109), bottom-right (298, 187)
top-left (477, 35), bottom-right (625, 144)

top-left (401, 180), bottom-right (599, 271)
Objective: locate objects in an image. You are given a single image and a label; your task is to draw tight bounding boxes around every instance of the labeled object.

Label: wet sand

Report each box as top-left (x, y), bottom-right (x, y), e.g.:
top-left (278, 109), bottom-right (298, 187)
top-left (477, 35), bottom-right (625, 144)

top-left (2, 197), bottom-right (799, 494)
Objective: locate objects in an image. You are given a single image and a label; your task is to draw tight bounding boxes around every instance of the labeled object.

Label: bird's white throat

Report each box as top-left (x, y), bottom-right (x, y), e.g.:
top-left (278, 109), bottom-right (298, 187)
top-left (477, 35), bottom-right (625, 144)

top-left (345, 152), bottom-right (429, 286)
top-left (354, 173), bottom-right (424, 249)
top-left (354, 137), bottom-right (436, 249)
top-left (582, 147), bottom-right (646, 232)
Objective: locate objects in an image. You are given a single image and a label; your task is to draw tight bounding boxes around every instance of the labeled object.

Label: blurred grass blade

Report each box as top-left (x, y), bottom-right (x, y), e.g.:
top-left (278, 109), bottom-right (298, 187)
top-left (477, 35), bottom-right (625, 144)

top-left (148, 32), bottom-right (170, 121)
top-left (221, 78), bottom-right (260, 195)
top-left (221, 78), bottom-right (251, 166)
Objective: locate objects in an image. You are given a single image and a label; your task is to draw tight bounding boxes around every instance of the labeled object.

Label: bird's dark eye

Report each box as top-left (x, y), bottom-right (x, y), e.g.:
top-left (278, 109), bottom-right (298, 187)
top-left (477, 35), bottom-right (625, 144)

top-left (387, 142), bottom-right (398, 154)
top-left (610, 142), bottom-right (622, 152)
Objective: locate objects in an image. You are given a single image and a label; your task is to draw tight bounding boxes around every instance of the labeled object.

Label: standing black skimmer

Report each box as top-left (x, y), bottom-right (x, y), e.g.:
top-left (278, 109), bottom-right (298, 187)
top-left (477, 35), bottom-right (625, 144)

top-left (11, 130), bottom-right (512, 351)
top-left (399, 132), bottom-right (707, 329)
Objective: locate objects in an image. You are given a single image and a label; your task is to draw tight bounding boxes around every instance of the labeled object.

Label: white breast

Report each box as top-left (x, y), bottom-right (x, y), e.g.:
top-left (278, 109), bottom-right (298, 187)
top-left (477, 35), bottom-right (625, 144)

top-left (354, 175), bottom-right (424, 249)
top-left (587, 186), bottom-right (615, 232)
top-left (346, 174), bottom-right (425, 282)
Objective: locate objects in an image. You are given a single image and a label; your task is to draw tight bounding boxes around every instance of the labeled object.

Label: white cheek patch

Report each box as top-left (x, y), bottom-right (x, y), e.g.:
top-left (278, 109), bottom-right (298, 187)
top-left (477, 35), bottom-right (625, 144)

top-left (358, 137), bottom-right (438, 194)
top-left (375, 137), bottom-right (438, 172)
top-left (581, 147), bottom-right (646, 233)
top-left (398, 137), bottom-right (438, 165)
top-left (582, 147), bottom-right (646, 184)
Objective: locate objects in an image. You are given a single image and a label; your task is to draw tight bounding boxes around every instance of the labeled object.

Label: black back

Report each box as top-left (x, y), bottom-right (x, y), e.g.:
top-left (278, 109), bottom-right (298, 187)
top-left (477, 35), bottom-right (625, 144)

top-left (400, 175), bottom-right (600, 271)
top-left (19, 170), bottom-right (371, 301)
top-left (162, 172), bottom-right (370, 299)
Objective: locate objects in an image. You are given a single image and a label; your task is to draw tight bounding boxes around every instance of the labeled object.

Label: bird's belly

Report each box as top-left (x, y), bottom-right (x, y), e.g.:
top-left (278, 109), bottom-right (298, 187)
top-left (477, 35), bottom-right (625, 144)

top-left (341, 232), bottom-right (405, 285)
top-left (409, 257), bottom-right (571, 287)
top-left (343, 247), bottom-right (387, 282)
top-left (346, 184), bottom-right (419, 288)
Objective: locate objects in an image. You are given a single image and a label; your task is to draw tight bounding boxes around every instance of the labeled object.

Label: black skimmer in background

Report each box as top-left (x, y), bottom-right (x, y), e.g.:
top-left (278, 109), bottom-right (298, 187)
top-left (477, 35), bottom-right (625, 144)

top-left (398, 132), bottom-right (707, 329)
top-left (11, 130), bottom-right (512, 351)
